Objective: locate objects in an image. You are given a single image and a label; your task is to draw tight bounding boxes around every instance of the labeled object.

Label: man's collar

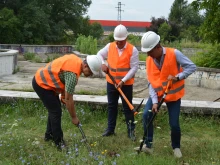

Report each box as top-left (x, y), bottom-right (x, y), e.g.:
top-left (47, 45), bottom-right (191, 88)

top-left (162, 46), bottom-right (166, 55)
top-left (116, 42), bottom-right (127, 50)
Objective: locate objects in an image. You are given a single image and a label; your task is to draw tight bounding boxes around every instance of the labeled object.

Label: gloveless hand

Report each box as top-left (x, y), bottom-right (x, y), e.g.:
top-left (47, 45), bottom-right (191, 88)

top-left (167, 75), bottom-right (178, 81)
top-left (72, 116), bottom-right (80, 125)
top-left (101, 64), bottom-right (109, 74)
top-left (152, 103), bottom-right (158, 113)
top-left (116, 81), bottom-right (124, 89)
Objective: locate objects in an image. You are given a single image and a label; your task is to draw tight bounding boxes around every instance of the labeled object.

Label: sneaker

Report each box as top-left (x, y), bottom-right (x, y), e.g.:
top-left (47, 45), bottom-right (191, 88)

top-left (128, 130), bottom-right (136, 141)
top-left (173, 148), bottom-right (182, 158)
top-left (134, 144), bottom-right (153, 154)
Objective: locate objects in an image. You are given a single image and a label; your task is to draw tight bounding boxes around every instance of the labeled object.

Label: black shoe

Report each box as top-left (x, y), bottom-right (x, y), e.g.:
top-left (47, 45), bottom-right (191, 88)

top-left (128, 130), bottom-right (136, 141)
top-left (56, 140), bottom-right (68, 151)
top-left (44, 133), bottom-right (53, 141)
top-left (102, 130), bottom-right (115, 137)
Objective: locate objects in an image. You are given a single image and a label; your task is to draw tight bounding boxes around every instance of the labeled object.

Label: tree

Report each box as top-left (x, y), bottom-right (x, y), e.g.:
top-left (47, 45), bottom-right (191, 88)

top-left (89, 22), bottom-right (104, 40)
top-left (192, 0), bottom-right (220, 43)
top-left (158, 22), bottom-right (172, 43)
top-left (168, 0), bottom-right (204, 42)
top-left (0, 7), bottom-right (21, 43)
top-left (0, 0), bottom-right (93, 44)
top-left (72, 16), bottom-right (103, 41)
top-left (169, 0), bottom-right (188, 23)
top-left (18, 1), bottom-right (51, 44)
top-left (146, 17), bottom-right (167, 34)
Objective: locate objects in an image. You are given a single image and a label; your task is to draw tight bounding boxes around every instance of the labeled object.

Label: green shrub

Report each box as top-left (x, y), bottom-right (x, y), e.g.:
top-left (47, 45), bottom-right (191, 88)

top-left (45, 54), bottom-right (60, 63)
top-left (12, 66), bottom-right (20, 74)
top-left (128, 34), bottom-right (141, 46)
top-left (33, 56), bottom-right (42, 63)
top-left (23, 52), bottom-right (35, 61)
top-left (139, 52), bottom-right (147, 61)
top-left (191, 44), bottom-right (220, 68)
top-left (75, 35), bottom-right (98, 54)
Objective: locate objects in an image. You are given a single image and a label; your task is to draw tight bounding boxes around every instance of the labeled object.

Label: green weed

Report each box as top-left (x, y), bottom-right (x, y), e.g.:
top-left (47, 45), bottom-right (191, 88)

top-left (0, 99), bottom-right (219, 165)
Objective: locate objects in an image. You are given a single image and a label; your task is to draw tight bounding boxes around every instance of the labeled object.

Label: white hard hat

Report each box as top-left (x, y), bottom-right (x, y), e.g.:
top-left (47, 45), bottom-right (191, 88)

top-left (114, 24), bottom-right (128, 41)
top-left (141, 31), bottom-right (160, 52)
top-left (86, 55), bottom-right (102, 75)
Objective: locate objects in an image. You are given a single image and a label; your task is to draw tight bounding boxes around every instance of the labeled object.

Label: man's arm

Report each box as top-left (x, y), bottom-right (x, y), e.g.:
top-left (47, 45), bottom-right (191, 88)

top-left (97, 43), bottom-right (110, 73)
top-left (60, 71), bottom-right (79, 125)
top-left (121, 46), bottom-right (139, 83)
top-left (97, 43), bottom-right (110, 63)
top-left (65, 91), bottom-right (79, 125)
top-left (175, 49), bottom-right (197, 80)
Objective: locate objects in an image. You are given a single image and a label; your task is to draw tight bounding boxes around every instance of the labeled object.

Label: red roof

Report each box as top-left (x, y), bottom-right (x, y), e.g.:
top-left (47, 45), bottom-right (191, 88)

top-left (90, 20), bottom-right (151, 27)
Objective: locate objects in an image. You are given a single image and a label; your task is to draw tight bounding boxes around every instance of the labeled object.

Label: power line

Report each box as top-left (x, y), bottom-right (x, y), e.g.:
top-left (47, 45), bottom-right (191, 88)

top-left (115, 2), bottom-right (125, 23)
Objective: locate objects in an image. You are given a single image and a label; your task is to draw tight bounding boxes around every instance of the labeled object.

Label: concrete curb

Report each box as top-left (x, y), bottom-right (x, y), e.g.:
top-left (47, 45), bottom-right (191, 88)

top-left (0, 90), bottom-right (219, 115)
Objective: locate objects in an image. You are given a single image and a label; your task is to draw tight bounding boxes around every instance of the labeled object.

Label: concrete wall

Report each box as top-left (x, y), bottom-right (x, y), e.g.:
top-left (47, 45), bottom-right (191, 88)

top-left (0, 49), bottom-right (18, 77)
top-left (135, 61), bottom-right (220, 90)
top-left (0, 44), bottom-right (73, 54)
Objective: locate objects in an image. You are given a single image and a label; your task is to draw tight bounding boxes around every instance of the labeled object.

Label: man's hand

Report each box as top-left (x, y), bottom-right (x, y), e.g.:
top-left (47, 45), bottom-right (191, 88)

top-left (65, 91), bottom-right (80, 125)
top-left (167, 75), bottom-right (178, 81)
top-left (101, 64), bottom-right (109, 74)
top-left (116, 81), bottom-right (124, 89)
top-left (72, 116), bottom-right (79, 125)
top-left (60, 94), bottom-right (66, 104)
top-left (152, 103), bottom-right (158, 113)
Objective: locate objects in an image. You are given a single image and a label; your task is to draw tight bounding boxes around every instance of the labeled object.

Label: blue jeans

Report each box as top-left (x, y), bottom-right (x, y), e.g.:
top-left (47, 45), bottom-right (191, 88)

top-left (143, 97), bottom-right (181, 149)
top-left (106, 82), bottom-right (135, 132)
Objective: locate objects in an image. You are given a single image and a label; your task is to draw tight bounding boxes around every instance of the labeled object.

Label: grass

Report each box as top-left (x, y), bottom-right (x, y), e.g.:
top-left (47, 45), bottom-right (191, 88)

top-left (139, 53), bottom-right (147, 61)
top-left (0, 99), bottom-right (219, 165)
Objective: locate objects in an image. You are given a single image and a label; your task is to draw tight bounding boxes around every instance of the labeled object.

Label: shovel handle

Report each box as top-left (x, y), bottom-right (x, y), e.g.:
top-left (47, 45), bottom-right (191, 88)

top-left (108, 73), bottom-right (138, 115)
top-left (117, 88), bottom-right (138, 115)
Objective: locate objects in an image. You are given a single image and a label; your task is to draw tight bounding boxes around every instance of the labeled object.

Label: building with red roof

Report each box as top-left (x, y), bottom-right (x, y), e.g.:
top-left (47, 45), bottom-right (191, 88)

top-left (90, 20), bottom-right (151, 36)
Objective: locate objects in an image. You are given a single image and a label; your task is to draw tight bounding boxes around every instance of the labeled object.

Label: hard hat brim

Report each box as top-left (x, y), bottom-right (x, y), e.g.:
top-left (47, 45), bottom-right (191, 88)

top-left (114, 36), bottom-right (127, 41)
top-left (141, 47), bottom-right (152, 53)
top-left (90, 70), bottom-right (99, 75)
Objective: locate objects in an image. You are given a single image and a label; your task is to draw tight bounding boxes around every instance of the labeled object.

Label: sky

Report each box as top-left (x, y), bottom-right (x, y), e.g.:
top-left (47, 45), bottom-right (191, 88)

top-left (86, 0), bottom-right (195, 22)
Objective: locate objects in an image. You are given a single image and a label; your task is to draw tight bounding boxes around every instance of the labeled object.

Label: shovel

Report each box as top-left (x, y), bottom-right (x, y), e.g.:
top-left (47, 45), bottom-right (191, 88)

top-left (138, 80), bottom-right (172, 153)
top-left (77, 123), bottom-right (92, 152)
top-left (107, 72), bottom-right (144, 115)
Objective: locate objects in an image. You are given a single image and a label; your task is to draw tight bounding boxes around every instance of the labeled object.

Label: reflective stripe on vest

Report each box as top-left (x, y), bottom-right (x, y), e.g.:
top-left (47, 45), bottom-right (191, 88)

top-left (147, 47), bottom-right (185, 102)
top-left (106, 42), bottom-right (134, 85)
top-left (35, 54), bottom-right (82, 93)
top-left (39, 62), bottom-right (61, 89)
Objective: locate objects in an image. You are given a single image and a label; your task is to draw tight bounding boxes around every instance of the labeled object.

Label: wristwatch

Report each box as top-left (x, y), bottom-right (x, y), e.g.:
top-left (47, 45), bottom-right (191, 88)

top-left (175, 75), bottom-right (180, 81)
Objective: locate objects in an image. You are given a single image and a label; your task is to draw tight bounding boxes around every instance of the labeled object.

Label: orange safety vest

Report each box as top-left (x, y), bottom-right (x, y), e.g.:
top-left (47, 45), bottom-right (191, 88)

top-left (35, 54), bottom-right (82, 93)
top-left (106, 42), bottom-right (134, 85)
top-left (147, 47), bottom-right (185, 102)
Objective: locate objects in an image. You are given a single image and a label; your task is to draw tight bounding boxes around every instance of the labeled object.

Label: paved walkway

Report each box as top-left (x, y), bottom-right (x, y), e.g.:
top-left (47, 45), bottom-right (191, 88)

top-left (0, 58), bottom-right (219, 115)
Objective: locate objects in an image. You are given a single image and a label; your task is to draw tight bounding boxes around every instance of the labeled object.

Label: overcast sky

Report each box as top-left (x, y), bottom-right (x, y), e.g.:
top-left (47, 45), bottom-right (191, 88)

top-left (86, 0), bottom-right (195, 21)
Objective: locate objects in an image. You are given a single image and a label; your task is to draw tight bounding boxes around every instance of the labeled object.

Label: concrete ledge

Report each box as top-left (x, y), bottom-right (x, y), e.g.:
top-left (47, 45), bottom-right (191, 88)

top-left (0, 90), bottom-right (219, 115)
top-left (0, 49), bottom-right (18, 77)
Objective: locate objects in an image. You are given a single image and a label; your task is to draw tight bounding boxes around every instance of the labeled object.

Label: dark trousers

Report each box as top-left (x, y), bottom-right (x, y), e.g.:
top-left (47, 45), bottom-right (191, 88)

top-left (143, 97), bottom-right (181, 149)
top-left (106, 82), bottom-right (135, 132)
top-left (32, 77), bottom-right (63, 145)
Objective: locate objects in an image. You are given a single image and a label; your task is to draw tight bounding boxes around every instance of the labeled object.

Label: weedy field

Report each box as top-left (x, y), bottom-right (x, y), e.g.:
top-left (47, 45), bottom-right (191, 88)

top-left (0, 99), bottom-right (219, 165)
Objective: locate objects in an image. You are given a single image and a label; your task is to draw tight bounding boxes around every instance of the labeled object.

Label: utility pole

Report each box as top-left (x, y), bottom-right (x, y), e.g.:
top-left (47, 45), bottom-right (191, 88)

top-left (115, 2), bottom-right (125, 24)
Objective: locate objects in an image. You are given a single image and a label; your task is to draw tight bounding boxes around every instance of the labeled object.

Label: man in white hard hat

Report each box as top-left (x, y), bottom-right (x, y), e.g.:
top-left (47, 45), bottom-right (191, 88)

top-left (32, 54), bottom-right (102, 150)
top-left (134, 31), bottom-right (196, 158)
top-left (97, 24), bottom-right (139, 141)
